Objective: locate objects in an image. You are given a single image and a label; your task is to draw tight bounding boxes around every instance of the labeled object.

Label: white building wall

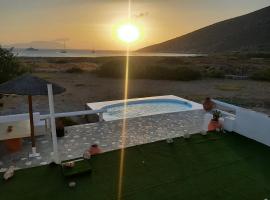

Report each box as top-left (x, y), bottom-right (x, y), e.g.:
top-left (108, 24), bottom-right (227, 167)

top-left (234, 108), bottom-right (270, 146)
top-left (209, 99), bottom-right (270, 147)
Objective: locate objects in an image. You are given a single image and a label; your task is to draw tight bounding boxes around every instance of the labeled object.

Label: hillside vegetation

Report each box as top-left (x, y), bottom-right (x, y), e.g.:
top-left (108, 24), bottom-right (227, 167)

top-left (19, 54), bottom-right (270, 82)
top-left (0, 47), bottom-right (29, 84)
top-left (92, 55), bottom-right (270, 81)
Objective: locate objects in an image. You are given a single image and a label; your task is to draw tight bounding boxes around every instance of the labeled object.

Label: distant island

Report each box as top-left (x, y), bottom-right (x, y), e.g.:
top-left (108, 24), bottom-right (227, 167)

top-left (139, 6), bottom-right (270, 54)
top-left (25, 47), bottom-right (39, 51)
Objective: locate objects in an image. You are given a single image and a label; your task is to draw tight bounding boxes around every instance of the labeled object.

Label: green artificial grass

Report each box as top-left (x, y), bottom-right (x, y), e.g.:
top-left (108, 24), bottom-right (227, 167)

top-left (1, 132), bottom-right (270, 200)
top-left (61, 158), bottom-right (92, 177)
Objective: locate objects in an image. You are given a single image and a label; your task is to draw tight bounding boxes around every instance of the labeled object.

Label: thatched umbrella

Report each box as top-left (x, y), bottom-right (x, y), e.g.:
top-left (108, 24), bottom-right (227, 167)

top-left (0, 74), bottom-right (65, 156)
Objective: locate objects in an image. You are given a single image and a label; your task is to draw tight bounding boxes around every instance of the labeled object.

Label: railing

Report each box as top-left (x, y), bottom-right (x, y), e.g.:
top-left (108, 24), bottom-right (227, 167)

top-left (212, 99), bottom-right (240, 115)
top-left (39, 109), bottom-right (107, 129)
top-left (0, 109), bottom-right (107, 133)
top-left (40, 109), bottom-right (107, 121)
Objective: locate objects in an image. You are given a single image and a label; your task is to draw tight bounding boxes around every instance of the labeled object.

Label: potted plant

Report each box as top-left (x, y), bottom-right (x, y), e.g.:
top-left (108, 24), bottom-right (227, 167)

top-left (208, 110), bottom-right (222, 132)
top-left (212, 110), bottom-right (221, 121)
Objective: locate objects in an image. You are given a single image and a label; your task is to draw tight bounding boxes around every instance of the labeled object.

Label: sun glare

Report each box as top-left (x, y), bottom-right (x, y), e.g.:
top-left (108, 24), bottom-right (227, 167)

top-left (117, 23), bottom-right (140, 43)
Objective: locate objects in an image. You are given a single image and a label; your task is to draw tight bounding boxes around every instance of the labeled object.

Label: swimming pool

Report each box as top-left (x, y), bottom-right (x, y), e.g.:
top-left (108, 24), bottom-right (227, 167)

top-left (87, 95), bottom-right (203, 121)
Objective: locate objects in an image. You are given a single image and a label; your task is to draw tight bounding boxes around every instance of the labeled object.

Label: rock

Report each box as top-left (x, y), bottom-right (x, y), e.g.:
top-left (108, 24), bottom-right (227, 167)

top-left (3, 166), bottom-right (15, 180)
top-left (166, 138), bottom-right (174, 143)
top-left (63, 161), bottom-right (75, 168)
top-left (83, 150), bottom-right (91, 160)
top-left (69, 181), bottom-right (76, 187)
top-left (183, 133), bottom-right (190, 139)
top-left (201, 131), bottom-right (207, 136)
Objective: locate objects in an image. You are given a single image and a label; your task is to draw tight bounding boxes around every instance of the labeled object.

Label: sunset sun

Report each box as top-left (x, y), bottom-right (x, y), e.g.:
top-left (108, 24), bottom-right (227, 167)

top-left (117, 23), bottom-right (140, 43)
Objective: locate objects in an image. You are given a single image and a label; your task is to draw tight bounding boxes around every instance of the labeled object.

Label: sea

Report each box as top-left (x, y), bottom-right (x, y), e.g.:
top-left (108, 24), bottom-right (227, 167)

top-left (11, 48), bottom-right (204, 58)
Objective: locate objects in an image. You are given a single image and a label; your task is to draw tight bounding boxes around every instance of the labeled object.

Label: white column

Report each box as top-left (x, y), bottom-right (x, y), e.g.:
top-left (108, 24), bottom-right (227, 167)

top-left (47, 84), bottom-right (60, 164)
top-left (99, 112), bottom-right (104, 122)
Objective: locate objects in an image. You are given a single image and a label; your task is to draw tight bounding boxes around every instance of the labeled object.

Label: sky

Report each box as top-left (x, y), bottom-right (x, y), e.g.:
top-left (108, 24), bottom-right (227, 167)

top-left (0, 0), bottom-right (269, 50)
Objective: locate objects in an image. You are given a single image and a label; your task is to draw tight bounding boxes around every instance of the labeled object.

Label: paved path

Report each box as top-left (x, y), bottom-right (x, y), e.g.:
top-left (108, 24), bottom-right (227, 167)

top-left (60, 110), bottom-right (204, 160)
top-left (0, 110), bottom-right (204, 170)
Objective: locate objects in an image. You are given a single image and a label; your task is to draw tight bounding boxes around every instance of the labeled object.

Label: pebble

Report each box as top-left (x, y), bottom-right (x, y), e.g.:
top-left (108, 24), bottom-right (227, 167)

top-left (25, 161), bottom-right (32, 166)
top-left (183, 133), bottom-right (190, 139)
top-left (0, 168), bottom-right (7, 173)
top-left (69, 181), bottom-right (76, 187)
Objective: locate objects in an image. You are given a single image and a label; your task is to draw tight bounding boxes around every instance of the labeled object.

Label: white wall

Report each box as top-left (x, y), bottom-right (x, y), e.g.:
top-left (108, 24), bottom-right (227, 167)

top-left (207, 100), bottom-right (270, 147)
top-left (0, 112), bottom-right (40, 125)
top-left (234, 108), bottom-right (270, 146)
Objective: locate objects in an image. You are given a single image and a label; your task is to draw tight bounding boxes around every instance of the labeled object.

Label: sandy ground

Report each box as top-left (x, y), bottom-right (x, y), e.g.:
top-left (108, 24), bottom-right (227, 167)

top-left (1, 72), bottom-right (270, 116)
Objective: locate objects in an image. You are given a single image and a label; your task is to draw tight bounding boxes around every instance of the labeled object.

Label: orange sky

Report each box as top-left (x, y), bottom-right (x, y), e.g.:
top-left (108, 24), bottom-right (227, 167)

top-left (0, 0), bottom-right (269, 50)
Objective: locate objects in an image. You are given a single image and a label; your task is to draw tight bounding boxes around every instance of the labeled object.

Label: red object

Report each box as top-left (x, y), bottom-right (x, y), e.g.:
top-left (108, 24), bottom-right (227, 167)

top-left (208, 120), bottom-right (222, 132)
top-left (4, 138), bottom-right (22, 152)
top-left (203, 98), bottom-right (215, 111)
top-left (89, 145), bottom-right (101, 155)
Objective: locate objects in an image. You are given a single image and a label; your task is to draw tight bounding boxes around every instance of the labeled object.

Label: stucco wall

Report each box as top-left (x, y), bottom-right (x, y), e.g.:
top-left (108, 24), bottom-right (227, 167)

top-left (235, 108), bottom-right (270, 146)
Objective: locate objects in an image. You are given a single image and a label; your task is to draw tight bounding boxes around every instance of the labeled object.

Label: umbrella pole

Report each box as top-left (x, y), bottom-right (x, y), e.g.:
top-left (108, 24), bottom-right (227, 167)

top-left (28, 95), bottom-right (40, 157)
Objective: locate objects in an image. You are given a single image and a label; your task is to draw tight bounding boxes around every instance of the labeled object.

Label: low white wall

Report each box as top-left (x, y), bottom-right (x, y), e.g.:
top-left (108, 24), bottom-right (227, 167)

top-left (205, 99), bottom-right (270, 147)
top-left (0, 112), bottom-right (41, 125)
top-left (234, 108), bottom-right (270, 146)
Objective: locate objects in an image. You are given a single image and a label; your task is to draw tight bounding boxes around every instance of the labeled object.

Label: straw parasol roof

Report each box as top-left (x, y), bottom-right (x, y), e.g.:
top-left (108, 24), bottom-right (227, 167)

top-left (0, 74), bottom-right (65, 154)
top-left (0, 74), bottom-right (65, 95)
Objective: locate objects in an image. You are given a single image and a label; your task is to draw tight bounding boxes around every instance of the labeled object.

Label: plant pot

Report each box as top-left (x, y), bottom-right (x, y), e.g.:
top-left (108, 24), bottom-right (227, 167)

top-left (208, 120), bottom-right (222, 132)
top-left (56, 119), bottom-right (65, 137)
top-left (4, 138), bottom-right (22, 152)
top-left (56, 128), bottom-right (65, 137)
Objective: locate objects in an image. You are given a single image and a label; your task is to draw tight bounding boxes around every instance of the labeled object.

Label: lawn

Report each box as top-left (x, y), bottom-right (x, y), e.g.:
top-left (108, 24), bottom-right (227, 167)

top-left (1, 132), bottom-right (270, 200)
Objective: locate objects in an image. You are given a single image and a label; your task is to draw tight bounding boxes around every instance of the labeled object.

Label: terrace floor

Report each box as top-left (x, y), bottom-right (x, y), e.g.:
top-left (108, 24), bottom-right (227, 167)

top-left (0, 110), bottom-right (204, 169)
top-left (1, 132), bottom-right (270, 200)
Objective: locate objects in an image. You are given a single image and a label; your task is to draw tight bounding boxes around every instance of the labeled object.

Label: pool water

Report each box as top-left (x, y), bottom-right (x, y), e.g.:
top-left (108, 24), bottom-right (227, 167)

top-left (103, 99), bottom-right (192, 121)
